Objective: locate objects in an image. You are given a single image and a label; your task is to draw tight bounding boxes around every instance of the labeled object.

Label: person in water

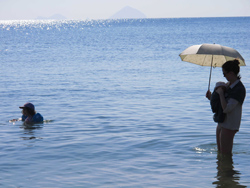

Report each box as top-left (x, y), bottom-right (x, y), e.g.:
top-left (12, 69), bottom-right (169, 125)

top-left (206, 59), bottom-right (246, 155)
top-left (19, 102), bottom-right (43, 124)
top-left (210, 81), bottom-right (227, 123)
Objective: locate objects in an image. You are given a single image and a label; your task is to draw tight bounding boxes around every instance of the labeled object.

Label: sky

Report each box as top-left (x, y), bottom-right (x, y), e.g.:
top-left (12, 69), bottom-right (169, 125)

top-left (0, 0), bottom-right (250, 20)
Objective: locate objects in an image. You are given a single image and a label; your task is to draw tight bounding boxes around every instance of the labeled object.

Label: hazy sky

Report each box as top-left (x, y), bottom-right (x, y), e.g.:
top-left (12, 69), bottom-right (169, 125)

top-left (0, 0), bottom-right (250, 20)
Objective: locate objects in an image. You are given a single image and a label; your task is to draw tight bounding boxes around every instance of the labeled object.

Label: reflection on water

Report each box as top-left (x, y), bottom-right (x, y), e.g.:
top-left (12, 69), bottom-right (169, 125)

top-left (20, 123), bottom-right (43, 129)
top-left (213, 154), bottom-right (247, 188)
top-left (19, 123), bottom-right (44, 140)
top-left (20, 136), bottom-right (42, 140)
top-left (8, 119), bottom-right (53, 140)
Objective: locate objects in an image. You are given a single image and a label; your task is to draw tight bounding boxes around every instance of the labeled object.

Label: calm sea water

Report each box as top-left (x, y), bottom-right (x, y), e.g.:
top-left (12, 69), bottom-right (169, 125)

top-left (1, 17), bottom-right (250, 187)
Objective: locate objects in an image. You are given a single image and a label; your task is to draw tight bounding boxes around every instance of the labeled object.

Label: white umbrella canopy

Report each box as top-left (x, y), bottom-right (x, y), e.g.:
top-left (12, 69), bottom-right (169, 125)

top-left (179, 43), bottom-right (246, 90)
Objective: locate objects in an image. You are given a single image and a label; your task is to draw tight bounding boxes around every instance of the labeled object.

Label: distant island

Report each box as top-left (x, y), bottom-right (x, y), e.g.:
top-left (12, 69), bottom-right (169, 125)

top-left (36, 14), bottom-right (67, 20)
top-left (35, 7), bottom-right (146, 20)
top-left (110, 6), bottom-right (146, 19)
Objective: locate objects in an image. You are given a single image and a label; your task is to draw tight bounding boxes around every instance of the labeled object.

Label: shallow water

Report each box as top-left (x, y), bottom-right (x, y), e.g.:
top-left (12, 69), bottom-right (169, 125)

top-left (1, 17), bottom-right (250, 187)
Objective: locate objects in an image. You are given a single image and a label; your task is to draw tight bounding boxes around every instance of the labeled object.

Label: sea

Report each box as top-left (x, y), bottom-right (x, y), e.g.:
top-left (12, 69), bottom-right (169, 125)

top-left (1, 17), bottom-right (250, 188)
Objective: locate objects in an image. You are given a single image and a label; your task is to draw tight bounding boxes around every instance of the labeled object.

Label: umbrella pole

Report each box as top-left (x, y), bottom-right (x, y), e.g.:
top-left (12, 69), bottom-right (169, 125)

top-left (208, 56), bottom-right (213, 91)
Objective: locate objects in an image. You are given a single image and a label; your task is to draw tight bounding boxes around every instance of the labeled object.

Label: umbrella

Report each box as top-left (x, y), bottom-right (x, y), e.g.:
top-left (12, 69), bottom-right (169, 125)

top-left (179, 43), bottom-right (245, 90)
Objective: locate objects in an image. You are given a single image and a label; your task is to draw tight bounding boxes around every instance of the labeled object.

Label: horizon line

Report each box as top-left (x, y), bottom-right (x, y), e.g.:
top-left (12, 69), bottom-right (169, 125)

top-left (0, 15), bottom-right (249, 22)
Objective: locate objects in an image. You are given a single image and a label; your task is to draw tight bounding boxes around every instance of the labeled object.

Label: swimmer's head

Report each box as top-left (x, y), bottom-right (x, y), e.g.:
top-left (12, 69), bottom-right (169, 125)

top-left (19, 102), bottom-right (36, 116)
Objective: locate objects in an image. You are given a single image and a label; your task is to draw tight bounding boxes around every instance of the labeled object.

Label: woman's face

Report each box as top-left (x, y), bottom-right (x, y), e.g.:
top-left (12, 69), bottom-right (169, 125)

top-left (222, 68), bottom-right (231, 81)
top-left (22, 108), bottom-right (29, 116)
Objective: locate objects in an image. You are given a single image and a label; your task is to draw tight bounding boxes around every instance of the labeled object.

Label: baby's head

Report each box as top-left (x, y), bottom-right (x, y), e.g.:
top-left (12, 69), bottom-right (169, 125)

top-left (215, 82), bottom-right (227, 91)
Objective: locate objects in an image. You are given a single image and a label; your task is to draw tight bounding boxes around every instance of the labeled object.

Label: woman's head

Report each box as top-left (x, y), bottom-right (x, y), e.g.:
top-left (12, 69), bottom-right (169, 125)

top-left (222, 59), bottom-right (241, 79)
top-left (19, 102), bottom-right (36, 117)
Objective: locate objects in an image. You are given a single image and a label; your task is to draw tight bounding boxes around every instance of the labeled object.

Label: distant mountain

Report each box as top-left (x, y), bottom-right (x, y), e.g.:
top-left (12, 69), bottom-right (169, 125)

top-left (110, 6), bottom-right (146, 19)
top-left (36, 14), bottom-right (67, 20)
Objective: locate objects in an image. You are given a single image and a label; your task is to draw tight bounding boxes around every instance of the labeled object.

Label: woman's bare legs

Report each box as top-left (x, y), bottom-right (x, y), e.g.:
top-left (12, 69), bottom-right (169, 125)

top-left (216, 125), bottom-right (237, 155)
top-left (216, 125), bottom-right (222, 152)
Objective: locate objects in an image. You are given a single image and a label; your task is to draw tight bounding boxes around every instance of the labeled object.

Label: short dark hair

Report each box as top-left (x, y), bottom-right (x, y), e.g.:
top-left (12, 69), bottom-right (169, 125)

top-left (222, 59), bottom-right (241, 79)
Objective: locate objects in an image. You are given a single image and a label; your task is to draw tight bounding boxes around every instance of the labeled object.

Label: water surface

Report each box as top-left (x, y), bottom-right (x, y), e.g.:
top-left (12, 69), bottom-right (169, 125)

top-left (1, 17), bottom-right (250, 187)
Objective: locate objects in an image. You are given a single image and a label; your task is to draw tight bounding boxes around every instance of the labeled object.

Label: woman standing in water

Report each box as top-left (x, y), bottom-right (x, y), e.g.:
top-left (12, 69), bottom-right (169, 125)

top-left (206, 59), bottom-right (246, 155)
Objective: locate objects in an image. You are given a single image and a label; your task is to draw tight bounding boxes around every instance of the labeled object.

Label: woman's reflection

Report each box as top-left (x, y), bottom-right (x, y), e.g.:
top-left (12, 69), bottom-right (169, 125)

top-left (20, 123), bottom-right (43, 140)
top-left (213, 154), bottom-right (246, 188)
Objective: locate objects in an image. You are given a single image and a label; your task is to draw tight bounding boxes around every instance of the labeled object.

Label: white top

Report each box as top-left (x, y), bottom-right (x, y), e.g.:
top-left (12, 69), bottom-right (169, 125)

top-left (218, 80), bottom-right (242, 131)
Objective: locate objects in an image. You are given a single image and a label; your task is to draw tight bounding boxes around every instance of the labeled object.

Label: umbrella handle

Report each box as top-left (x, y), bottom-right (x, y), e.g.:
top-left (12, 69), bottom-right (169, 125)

top-left (208, 56), bottom-right (213, 91)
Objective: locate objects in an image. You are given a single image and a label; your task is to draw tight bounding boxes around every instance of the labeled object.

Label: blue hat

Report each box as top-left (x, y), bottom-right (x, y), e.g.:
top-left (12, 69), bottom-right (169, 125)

top-left (19, 102), bottom-right (35, 111)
